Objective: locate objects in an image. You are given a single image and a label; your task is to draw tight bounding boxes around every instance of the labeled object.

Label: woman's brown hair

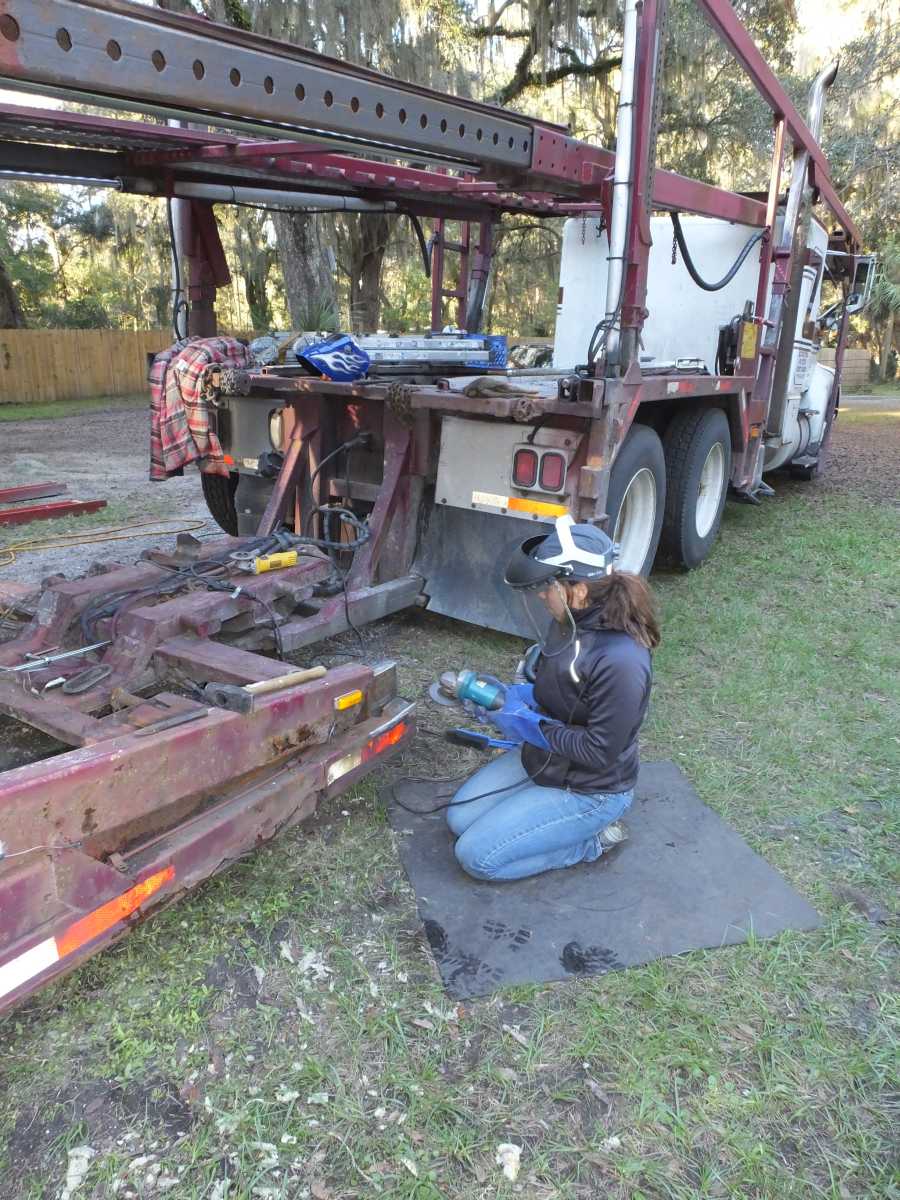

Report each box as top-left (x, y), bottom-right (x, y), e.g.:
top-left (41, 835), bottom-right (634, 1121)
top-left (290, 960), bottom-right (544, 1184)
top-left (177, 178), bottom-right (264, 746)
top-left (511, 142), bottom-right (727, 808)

top-left (569, 572), bottom-right (660, 649)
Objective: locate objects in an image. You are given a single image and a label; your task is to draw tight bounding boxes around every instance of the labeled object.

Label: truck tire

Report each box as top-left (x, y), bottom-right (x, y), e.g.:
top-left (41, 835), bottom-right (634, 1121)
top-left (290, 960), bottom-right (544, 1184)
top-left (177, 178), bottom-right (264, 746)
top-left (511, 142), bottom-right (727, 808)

top-left (606, 423), bottom-right (666, 576)
top-left (200, 471), bottom-right (239, 536)
top-left (659, 407), bottom-right (731, 569)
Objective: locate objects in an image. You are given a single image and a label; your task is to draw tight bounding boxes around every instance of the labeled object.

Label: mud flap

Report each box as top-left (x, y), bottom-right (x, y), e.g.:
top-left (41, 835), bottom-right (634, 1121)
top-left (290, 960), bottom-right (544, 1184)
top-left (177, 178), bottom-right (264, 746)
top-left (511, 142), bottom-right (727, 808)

top-left (413, 503), bottom-right (553, 638)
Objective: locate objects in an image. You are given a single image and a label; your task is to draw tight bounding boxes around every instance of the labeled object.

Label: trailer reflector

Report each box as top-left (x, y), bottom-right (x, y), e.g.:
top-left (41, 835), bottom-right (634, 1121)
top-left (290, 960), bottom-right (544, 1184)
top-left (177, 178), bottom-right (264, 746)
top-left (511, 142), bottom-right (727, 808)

top-left (326, 716), bottom-right (410, 784)
top-left (0, 866), bottom-right (174, 1001)
top-left (334, 689), bottom-right (364, 711)
top-left (56, 866), bottom-right (175, 958)
top-left (507, 497), bottom-right (568, 517)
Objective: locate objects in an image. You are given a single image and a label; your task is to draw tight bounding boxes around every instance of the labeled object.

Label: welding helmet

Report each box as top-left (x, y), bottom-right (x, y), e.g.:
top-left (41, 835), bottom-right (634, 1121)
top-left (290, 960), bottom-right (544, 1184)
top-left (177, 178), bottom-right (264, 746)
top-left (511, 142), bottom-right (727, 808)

top-left (504, 515), bottom-right (616, 589)
top-left (297, 334), bottom-right (370, 382)
top-left (504, 515), bottom-right (617, 651)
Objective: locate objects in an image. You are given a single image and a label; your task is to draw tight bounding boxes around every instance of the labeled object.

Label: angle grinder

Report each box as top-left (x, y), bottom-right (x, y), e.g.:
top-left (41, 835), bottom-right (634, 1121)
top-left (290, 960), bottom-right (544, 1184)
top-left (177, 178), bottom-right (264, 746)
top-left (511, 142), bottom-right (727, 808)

top-left (428, 668), bottom-right (506, 711)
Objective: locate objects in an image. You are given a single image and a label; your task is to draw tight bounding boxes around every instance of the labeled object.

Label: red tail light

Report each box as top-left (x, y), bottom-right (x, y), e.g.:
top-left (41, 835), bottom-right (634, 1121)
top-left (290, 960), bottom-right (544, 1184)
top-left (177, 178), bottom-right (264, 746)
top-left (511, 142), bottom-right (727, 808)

top-left (512, 448), bottom-right (539, 488)
top-left (539, 451), bottom-right (566, 492)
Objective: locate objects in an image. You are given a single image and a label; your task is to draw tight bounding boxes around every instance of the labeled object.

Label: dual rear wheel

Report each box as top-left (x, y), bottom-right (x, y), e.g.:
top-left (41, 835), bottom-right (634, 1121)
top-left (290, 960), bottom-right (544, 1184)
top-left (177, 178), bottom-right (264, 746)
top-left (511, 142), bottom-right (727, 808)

top-left (606, 408), bottom-right (732, 575)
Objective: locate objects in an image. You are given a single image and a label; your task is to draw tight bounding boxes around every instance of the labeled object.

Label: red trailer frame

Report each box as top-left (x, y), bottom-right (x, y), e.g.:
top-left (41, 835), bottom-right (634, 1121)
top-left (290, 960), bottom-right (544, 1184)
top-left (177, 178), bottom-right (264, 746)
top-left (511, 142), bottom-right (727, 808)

top-left (0, 0), bottom-right (863, 1014)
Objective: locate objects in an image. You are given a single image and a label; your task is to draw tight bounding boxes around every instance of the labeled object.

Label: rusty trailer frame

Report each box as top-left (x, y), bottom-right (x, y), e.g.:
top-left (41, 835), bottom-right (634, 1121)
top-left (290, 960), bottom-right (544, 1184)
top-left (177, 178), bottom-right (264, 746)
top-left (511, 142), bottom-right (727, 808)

top-left (0, 0), bottom-right (865, 1014)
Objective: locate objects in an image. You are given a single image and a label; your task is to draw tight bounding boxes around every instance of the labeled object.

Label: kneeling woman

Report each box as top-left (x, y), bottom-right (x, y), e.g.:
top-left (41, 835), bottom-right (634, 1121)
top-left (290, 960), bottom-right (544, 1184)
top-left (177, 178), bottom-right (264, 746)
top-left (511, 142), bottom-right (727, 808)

top-left (447, 516), bottom-right (659, 882)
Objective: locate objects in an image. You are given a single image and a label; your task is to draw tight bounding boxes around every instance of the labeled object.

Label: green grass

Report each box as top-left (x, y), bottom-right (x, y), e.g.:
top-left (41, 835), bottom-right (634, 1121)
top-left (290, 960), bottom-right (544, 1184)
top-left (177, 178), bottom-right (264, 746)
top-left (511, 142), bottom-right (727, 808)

top-left (0, 447), bottom-right (897, 1198)
top-left (0, 392), bottom-right (147, 422)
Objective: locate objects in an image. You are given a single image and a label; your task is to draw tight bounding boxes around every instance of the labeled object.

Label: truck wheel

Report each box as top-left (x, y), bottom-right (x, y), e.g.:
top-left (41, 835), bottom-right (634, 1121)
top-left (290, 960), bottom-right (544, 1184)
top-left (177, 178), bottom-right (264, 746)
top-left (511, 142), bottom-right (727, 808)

top-left (659, 408), bottom-right (731, 569)
top-left (606, 424), bottom-right (666, 576)
top-left (200, 471), bottom-right (239, 536)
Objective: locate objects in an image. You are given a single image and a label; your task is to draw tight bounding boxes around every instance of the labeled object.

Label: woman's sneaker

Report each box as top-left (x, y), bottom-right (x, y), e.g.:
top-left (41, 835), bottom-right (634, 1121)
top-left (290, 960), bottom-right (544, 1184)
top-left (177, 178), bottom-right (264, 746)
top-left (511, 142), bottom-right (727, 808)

top-left (596, 821), bottom-right (629, 859)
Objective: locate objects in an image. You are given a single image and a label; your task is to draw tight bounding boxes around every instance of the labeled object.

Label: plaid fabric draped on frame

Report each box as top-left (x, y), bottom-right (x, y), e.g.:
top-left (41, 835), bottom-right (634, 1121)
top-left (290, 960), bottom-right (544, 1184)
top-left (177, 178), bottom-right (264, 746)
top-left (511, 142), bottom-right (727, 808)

top-left (149, 336), bottom-right (252, 481)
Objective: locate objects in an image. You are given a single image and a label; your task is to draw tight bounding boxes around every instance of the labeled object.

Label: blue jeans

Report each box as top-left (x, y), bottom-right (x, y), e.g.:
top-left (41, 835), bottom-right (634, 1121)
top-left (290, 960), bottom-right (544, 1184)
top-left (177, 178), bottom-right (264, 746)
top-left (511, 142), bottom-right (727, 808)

top-left (446, 750), bottom-right (633, 882)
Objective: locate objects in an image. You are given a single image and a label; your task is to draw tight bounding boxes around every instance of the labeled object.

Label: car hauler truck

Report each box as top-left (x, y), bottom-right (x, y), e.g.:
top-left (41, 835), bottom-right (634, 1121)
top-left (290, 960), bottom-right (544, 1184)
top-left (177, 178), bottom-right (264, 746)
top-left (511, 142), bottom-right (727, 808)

top-left (0, 0), bottom-right (870, 1013)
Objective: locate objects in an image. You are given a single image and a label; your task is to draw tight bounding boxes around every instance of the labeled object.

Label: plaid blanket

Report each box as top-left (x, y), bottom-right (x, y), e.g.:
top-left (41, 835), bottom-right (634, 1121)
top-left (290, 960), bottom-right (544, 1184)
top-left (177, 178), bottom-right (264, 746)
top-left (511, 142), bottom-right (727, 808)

top-left (149, 336), bottom-right (252, 481)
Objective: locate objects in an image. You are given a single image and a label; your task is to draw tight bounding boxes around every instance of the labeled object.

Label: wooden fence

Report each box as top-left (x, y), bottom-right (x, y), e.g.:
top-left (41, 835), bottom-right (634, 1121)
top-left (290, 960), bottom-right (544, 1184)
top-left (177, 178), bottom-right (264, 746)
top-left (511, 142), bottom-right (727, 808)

top-left (0, 329), bottom-right (172, 405)
top-left (818, 347), bottom-right (872, 391)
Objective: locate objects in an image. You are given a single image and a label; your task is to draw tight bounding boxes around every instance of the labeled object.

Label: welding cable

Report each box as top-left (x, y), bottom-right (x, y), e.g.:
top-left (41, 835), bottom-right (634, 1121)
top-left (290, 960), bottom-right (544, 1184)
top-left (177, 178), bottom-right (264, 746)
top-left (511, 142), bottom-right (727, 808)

top-left (0, 518), bottom-right (209, 569)
top-left (670, 212), bottom-right (764, 292)
top-left (78, 512), bottom-right (369, 644)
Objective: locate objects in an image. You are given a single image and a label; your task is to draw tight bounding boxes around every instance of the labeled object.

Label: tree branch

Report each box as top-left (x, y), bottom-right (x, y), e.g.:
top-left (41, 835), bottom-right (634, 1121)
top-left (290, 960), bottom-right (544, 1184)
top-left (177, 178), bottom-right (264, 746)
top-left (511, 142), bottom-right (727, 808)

top-left (492, 51), bottom-right (622, 105)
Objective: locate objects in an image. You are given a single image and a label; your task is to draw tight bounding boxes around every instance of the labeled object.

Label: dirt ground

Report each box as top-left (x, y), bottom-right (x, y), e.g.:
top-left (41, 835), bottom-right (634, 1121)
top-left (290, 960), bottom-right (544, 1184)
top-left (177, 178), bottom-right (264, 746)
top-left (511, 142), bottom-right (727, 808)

top-left (0, 400), bottom-right (209, 586)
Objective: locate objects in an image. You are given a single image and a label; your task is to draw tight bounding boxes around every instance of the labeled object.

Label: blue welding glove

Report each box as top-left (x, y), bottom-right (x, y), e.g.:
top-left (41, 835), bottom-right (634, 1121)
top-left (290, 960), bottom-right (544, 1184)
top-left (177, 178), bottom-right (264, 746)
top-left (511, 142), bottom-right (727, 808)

top-left (504, 682), bottom-right (536, 710)
top-left (486, 698), bottom-right (558, 750)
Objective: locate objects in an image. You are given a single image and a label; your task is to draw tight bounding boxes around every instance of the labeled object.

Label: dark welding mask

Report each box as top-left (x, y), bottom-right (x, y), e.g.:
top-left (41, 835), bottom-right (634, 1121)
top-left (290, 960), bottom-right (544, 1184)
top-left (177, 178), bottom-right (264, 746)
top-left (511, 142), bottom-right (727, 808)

top-left (503, 515), bottom-right (617, 653)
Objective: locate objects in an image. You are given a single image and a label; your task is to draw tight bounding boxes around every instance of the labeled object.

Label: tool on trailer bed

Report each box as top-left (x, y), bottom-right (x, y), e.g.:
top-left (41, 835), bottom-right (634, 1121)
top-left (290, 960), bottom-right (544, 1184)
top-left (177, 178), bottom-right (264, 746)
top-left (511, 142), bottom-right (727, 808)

top-left (0, 0), bottom-right (870, 1015)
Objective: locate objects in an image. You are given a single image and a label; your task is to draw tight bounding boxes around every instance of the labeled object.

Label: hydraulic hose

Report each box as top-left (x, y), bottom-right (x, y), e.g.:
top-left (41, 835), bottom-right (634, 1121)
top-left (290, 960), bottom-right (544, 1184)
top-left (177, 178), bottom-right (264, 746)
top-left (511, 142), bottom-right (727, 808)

top-left (670, 212), bottom-right (764, 293)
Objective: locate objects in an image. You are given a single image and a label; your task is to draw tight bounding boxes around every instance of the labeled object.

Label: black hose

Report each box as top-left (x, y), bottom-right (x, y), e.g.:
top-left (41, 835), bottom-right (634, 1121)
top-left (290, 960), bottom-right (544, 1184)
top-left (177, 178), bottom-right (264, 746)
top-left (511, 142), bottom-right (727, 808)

top-left (670, 212), bottom-right (764, 293)
top-left (406, 212), bottom-right (431, 278)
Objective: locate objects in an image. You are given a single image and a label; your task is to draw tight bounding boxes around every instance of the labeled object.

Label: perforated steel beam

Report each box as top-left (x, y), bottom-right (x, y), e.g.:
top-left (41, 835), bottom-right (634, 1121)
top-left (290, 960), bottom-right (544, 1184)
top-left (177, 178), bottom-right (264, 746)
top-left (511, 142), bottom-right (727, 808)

top-left (0, 0), bottom-right (534, 169)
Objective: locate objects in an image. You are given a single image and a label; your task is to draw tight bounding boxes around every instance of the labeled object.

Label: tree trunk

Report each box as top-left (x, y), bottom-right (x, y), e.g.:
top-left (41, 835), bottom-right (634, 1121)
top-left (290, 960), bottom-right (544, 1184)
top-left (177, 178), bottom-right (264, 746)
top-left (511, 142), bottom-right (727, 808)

top-left (347, 214), bottom-right (392, 332)
top-left (878, 308), bottom-right (895, 382)
top-left (0, 255), bottom-right (26, 328)
top-left (272, 212), bottom-right (337, 331)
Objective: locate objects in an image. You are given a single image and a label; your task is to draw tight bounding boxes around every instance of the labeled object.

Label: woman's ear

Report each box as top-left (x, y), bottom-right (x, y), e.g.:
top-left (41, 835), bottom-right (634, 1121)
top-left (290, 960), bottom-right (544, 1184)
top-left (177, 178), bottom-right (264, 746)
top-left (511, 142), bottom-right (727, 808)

top-left (570, 581), bottom-right (590, 609)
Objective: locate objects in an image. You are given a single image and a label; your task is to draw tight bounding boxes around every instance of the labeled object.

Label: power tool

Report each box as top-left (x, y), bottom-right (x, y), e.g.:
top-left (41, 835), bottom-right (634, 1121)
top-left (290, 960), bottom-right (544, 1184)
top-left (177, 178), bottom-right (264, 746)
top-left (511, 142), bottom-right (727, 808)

top-left (430, 669), bottom-right (506, 711)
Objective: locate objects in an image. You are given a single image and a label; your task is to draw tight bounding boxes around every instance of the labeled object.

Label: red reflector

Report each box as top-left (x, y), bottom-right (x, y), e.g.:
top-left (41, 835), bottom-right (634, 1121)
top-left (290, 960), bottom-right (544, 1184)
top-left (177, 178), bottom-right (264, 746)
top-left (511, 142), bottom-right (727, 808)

top-left (539, 452), bottom-right (566, 492)
top-left (363, 720), bottom-right (408, 761)
top-left (512, 448), bottom-right (539, 489)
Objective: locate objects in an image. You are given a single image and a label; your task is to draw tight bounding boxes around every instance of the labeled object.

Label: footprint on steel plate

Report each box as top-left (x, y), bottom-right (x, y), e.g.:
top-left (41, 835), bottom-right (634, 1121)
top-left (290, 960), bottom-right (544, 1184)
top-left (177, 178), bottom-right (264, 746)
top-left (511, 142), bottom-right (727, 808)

top-left (482, 919), bottom-right (533, 952)
top-left (560, 940), bottom-right (623, 976)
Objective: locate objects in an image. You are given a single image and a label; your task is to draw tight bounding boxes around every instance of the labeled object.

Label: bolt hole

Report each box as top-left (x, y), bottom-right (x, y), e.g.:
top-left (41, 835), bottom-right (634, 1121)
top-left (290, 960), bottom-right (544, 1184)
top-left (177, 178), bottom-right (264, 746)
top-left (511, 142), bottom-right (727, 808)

top-left (420, 113), bottom-right (428, 128)
top-left (458, 123), bottom-right (466, 137)
top-left (295, 83), bottom-right (306, 101)
top-left (350, 96), bottom-right (359, 112)
top-left (324, 90), bottom-right (333, 107)
top-left (193, 59), bottom-right (205, 80)
top-left (440, 118), bottom-right (447, 133)
top-left (106, 38), bottom-right (122, 61)
top-left (492, 132), bottom-right (499, 145)
top-left (399, 108), bottom-right (407, 124)
top-left (508, 136), bottom-right (514, 148)
top-left (375, 102), bottom-right (384, 118)
top-left (229, 67), bottom-right (241, 86)
top-left (152, 49), bottom-right (166, 71)
top-left (0, 15), bottom-right (19, 42)
top-left (264, 75), bottom-right (274, 94)
top-left (56, 28), bottom-right (72, 52)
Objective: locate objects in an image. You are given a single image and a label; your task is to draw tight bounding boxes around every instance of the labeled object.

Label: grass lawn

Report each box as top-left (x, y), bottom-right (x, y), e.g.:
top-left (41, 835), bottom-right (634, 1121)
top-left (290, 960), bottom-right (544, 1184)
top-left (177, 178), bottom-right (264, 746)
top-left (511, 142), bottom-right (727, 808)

top-left (0, 394), bottom-right (147, 423)
top-left (0, 424), bottom-right (897, 1198)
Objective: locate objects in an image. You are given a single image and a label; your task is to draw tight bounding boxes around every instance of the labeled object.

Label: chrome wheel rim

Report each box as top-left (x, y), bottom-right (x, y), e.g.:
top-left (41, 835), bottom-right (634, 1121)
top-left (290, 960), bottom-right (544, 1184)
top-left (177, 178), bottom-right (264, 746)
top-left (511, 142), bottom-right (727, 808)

top-left (695, 442), bottom-right (726, 538)
top-left (613, 467), bottom-right (657, 573)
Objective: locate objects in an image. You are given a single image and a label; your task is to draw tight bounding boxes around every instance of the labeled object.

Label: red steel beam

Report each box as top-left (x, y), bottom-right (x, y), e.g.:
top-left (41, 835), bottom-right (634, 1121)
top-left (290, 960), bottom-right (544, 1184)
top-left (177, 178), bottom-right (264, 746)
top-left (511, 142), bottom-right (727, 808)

top-left (0, 482), bottom-right (66, 504)
top-left (695, 0), bottom-right (860, 246)
top-left (0, 498), bottom-right (106, 526)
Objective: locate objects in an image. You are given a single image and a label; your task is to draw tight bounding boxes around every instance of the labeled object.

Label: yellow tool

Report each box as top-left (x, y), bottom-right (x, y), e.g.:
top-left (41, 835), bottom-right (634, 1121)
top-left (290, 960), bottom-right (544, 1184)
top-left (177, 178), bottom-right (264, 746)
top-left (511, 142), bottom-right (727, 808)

top-left (244, 550), bottom-right (299, 574)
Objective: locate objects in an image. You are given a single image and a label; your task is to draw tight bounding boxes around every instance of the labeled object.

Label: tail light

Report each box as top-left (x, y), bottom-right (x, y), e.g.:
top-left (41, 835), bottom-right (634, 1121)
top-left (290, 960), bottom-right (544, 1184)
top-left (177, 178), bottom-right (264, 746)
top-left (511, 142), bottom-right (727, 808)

top-left (512, 448), bottom-right (539, 488)
top-left (512, 446), bottom-right (568, 495)
top-left (539, 451), bottom-right (566, 492)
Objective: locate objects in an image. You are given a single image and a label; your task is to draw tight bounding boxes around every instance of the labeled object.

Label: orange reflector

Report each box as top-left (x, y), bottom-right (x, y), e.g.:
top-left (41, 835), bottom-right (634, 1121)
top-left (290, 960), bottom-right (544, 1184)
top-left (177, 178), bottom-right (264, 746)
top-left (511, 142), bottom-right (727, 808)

top-left (55, 865), bottom-right (175, 959)
top-left (507, 497), bottom-right (568, 518)
top-left (363, 720), bottom-right (408, 761)
top-left (334, 689), bottom-right (364, 711)
top-left (223, 454), bottom-right (235, 465)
